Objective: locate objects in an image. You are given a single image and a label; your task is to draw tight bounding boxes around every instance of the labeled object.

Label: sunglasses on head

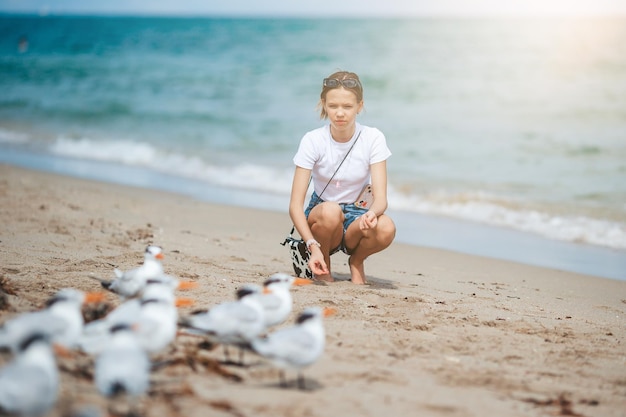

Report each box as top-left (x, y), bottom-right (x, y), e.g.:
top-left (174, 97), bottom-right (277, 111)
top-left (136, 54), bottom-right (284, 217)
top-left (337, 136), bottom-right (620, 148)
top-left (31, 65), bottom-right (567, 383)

top-left (323, 78), bottom-right (361, 89)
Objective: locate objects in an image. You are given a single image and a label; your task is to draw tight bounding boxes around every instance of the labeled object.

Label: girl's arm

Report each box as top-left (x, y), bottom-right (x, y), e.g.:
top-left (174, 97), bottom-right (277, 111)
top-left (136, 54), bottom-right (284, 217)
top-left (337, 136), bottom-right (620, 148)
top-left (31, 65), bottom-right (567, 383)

top-left (360, 160), bottom-right (389, 230)
top-left (289, 166), bottom-right (314, 241)
top-left (369, 160), bottom-right (389, 217)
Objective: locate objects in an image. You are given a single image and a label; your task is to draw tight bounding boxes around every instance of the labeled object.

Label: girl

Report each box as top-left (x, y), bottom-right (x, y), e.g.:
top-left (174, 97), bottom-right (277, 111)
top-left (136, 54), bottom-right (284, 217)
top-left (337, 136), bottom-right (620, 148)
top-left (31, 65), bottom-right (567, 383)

top-left (289, 71), bottom-right (396, 284)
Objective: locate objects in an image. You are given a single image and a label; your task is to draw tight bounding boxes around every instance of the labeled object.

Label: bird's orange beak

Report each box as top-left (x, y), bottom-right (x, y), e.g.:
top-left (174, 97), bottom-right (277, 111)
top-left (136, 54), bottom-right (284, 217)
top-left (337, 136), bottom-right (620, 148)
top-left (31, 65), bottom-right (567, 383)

top-left (53, 343), bottom-right (72, 358)
top-left (323, 307), bottom-right (337, 317)
top-left (84, 292), bottom-right (107, 304)
top-left (177, 280), bottom-right (199, 290)
top-left (156, 253), bottom-right (165, 260)
top-left (175, 297), bottom-right (195, 307)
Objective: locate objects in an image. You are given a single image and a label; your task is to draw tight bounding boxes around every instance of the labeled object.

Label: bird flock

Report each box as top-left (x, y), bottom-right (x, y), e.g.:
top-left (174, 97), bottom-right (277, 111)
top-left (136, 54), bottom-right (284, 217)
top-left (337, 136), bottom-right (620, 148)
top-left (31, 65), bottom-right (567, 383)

top-left (0, 245), bottom-right (335, 417)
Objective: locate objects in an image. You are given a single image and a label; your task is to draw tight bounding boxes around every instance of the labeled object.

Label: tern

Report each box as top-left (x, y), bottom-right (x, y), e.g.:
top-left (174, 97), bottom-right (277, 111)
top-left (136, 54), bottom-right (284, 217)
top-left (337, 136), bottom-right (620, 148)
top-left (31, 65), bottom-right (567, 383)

top-left (253, 273), bottom-right (312, 328)
top-left (94, 245), bottom-right (165, 299)
top-left (0, 333), bottom-right (59, 417)
top-left (179, 285), bottom-right (266, 365)
top-left (0, 288), bottom-right (105, 353)
top-left (132, 282), bottom-right (193, 354)
top-left (94, 323), bottom-right (151, 400)
top-left (142, 274), bottom-right (198, 292)
top-left (80, 281), bottom-right (193, 355)
top-left (251, 306), bottom-right (335, 390)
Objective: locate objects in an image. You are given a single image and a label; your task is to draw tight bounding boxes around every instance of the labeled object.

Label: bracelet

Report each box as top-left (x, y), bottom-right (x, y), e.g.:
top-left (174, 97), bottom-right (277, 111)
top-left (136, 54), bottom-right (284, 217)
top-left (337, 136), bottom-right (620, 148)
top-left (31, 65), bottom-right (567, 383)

top-left (305, 239), bottom-right (321, 252)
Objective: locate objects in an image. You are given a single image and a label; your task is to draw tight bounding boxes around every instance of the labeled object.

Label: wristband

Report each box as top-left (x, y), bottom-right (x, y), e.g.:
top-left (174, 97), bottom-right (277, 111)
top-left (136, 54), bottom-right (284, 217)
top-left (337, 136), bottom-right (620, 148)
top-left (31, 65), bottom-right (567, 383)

top-left (305, 239), bottom-right (321, 252)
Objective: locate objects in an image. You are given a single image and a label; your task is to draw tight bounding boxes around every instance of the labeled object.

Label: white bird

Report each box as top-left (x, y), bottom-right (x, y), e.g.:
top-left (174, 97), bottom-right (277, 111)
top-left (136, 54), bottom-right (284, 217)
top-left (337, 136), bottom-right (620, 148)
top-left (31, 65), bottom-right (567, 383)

top-left (253, 273), bottom-right (312, 328)
top-left (0, 288), bottom-right (105, 353)
top-left (144, 274), bottom-right (198, 292)
top-left (179, 285), bottom-right (265, 365)
top-left (80, 281), bottom-right (193, 355)
top-left (94, 323), bottom-right (151, 400)
top-left (251, 306), bottom-right (335, 390)
top-left (95, 245), bottom-right (165, 299)
top-left (0, 333), bottom-right (59, 417)
top-left (133, 283), bottom-right (193, 354)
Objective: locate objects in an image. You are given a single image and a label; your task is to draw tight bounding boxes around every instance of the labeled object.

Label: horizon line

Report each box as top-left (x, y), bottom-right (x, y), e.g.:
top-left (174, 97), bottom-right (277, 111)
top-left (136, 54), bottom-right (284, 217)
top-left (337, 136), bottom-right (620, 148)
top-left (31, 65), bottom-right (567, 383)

top-left (2, 10), bottom-right (626, 19)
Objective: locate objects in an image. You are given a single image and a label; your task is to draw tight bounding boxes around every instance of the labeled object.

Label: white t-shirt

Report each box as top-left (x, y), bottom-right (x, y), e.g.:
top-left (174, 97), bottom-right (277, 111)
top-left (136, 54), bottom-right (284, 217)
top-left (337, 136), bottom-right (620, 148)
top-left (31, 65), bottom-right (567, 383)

top-left (293, 123), bottom-right (391, 204)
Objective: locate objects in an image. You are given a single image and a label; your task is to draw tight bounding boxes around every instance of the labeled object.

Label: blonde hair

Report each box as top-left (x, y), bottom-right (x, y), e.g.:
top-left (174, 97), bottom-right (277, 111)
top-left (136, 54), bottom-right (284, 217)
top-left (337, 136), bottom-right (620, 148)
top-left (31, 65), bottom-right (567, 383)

top-left (317, 71), bottom-right (363, 119)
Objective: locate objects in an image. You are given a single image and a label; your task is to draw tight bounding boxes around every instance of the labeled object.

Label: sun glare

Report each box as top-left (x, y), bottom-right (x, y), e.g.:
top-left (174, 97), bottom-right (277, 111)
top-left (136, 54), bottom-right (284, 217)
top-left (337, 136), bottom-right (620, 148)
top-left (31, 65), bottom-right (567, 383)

top-left (396, 0), bottom-right (626, 17)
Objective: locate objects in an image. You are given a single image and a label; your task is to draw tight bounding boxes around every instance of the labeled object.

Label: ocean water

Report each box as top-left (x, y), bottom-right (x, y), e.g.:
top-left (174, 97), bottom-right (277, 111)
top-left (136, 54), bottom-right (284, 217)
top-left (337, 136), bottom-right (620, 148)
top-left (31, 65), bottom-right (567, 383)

top-left (1, 15), bottom-right (625, 280)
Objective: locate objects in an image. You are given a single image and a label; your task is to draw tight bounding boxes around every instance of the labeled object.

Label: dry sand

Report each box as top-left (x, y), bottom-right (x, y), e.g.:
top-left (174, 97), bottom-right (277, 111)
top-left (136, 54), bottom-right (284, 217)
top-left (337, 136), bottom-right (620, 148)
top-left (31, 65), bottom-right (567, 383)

top-left (1, 163), bottom-right (625, 417)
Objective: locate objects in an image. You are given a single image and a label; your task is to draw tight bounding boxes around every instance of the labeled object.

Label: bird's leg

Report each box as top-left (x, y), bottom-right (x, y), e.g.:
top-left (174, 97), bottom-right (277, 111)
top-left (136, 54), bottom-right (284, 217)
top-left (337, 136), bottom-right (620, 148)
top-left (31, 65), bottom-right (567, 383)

top-left (222, 345), bottom-right (230, 363)
top-left (238, 347), bottom-right (245, 367)
top-left (279, 370), bottom-right (287, 388)
top-left (297, 372), bottom-right (306, 390)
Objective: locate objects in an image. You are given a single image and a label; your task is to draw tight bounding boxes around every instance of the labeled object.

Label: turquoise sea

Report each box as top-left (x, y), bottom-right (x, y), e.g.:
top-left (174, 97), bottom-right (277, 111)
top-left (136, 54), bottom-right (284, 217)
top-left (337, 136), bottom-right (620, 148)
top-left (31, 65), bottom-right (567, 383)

top-left (1, 15), bottom-right (625, 280)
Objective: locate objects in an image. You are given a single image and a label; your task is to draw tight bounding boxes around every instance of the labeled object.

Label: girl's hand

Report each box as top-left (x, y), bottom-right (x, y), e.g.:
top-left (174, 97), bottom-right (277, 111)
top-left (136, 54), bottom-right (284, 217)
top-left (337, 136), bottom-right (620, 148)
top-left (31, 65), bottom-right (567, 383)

top-left (309, 251), bottom-right (329, 275)
top-left (359, 210), bottom-right (378, 230)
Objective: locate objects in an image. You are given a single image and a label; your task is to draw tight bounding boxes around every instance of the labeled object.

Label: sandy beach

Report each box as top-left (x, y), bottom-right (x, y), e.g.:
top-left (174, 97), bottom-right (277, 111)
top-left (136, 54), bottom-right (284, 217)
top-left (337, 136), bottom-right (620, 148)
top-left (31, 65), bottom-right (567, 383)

top-left (1, 163), bottom-right (625, 417)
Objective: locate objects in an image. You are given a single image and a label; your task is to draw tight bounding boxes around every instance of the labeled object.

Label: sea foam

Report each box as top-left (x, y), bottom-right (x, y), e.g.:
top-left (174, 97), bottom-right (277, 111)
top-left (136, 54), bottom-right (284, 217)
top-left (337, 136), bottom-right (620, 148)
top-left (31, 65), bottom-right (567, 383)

top-left (388, 189), bottom-right (626, 251)
top-left (49, 136), bottom-right (293, 195)
top-left (46, 135), bottom-right (626, 252)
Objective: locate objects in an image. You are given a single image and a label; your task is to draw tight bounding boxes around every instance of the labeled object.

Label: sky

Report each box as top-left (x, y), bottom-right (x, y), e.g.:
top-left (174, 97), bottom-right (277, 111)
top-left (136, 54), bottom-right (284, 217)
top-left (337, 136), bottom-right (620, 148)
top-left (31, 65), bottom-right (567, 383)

top-left (1, 0), bottom-right (626, 17)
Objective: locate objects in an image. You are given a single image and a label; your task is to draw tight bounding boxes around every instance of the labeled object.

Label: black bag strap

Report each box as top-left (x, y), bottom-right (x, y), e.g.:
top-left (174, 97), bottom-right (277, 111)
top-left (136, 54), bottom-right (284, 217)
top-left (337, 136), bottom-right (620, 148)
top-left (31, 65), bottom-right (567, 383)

top-left (314, 129), bottom-right (362, 204)
top-left (283, 130), bottom-right (362, 242)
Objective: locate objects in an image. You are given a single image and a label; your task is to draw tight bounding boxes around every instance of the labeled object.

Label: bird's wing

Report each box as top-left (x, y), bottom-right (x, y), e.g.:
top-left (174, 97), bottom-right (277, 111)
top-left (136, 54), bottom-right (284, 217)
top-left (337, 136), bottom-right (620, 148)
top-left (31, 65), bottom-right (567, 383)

top-left (254, 327), bottom-right (316, 359)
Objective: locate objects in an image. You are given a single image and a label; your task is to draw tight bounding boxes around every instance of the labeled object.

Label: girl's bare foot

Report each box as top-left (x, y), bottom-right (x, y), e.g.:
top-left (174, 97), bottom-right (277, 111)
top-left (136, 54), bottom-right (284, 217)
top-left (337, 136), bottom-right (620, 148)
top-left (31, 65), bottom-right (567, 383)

top-left (348, 257), bottom-right (367, 284)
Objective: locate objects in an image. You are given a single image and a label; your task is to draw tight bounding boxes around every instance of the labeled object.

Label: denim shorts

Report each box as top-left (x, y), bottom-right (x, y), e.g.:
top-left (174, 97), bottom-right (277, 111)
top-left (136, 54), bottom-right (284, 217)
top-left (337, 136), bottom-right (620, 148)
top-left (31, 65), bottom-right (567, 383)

top-left (304, 191), bottom-right (368, 254)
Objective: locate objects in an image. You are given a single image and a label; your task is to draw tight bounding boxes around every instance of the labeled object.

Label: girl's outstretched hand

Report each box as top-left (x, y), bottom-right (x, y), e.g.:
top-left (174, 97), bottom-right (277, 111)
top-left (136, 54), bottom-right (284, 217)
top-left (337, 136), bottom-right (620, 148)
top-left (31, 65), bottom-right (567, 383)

top-left (359, 210), bottom-right (378, 230)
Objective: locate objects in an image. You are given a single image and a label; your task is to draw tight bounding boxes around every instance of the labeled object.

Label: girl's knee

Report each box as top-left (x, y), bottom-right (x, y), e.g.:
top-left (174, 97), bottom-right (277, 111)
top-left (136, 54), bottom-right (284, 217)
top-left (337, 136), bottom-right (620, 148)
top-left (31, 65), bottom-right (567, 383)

top-left (310, 202), bottom-right (344, 229)
top-left (378, 216), bottom-right (396, 244)
top-left (319, 202), bottom-right (343, 218)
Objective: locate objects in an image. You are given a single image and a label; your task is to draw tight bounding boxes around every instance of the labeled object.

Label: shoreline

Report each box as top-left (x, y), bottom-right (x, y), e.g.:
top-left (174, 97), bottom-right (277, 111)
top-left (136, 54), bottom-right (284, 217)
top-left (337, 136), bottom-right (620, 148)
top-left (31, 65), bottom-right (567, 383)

top-left (1, 163), bottom-right (625, 417)
top-left (1, 149), bottom-right (625, 282)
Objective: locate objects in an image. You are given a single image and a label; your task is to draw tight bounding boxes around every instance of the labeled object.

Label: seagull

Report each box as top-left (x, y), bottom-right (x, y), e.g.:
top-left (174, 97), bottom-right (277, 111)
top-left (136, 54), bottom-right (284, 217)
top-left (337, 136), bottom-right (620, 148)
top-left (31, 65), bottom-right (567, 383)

top-left (0, 333), bottom-right (59, 417)
top-left (79, 281), bottom-right (193, 355)
top-left (0, 288), bottom-right (105, 353)
top-left (251, 306), bottom-right (335, 390)
top-left (93, 245), bottom-right (165, 299)
top-left (254, 273), bottom-right (312, 328)
top-left (94, 323), bottom-right (151, 400)
top-left (179, 285), bottom-right (266, 365)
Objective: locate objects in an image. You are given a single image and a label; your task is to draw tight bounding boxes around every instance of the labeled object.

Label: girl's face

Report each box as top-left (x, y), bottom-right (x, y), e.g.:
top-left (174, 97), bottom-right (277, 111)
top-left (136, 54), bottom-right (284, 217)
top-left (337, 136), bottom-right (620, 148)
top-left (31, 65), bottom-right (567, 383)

top-left (323, 88), bottom-right (363, 136)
